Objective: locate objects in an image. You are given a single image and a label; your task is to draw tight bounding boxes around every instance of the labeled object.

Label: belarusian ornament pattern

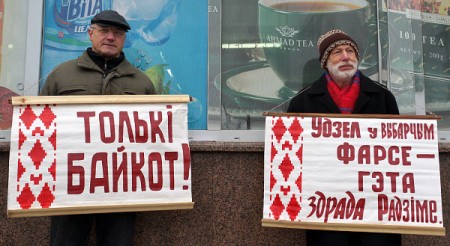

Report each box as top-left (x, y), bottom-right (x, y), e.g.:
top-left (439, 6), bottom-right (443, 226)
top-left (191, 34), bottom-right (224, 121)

top-left (267, 116), bottom-right (304, 221)
top-left (15, 104), bottom-right (56, 209)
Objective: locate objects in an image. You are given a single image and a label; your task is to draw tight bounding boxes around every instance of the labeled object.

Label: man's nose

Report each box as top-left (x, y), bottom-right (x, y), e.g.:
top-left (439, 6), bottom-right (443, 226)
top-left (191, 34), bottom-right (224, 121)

top-left (341, 51), bottom-right (350, 61)
top-left (105, 31), bottom-right (116, 39)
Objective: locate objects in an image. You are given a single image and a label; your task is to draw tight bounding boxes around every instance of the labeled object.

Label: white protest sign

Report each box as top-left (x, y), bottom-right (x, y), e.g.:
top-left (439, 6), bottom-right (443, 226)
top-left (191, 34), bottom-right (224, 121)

top-left (262, 114), bottom-right (445, 236)
top-left (8, 95), bottom-right (193, 217)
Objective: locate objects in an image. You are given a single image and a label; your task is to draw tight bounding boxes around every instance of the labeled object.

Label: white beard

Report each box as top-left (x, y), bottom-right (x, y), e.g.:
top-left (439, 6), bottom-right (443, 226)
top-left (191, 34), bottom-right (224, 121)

top-left (327, 60), bottom-right (358, 85)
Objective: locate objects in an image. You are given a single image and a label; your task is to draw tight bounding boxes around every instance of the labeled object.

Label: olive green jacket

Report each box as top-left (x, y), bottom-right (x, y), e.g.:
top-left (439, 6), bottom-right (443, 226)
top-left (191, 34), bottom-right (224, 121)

top-left (40, 51), bottom-right (155, 96)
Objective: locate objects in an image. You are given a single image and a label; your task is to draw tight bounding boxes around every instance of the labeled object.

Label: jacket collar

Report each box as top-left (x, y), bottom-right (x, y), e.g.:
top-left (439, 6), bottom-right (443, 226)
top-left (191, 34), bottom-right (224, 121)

top-left (308, 71), bottom-right (379, 93)
top-left (307, 71), bottom-right (380, 113)
top-left (86, 48), bottom-right (125, 74)
top-left (77, 49), bottom-right (136, 76)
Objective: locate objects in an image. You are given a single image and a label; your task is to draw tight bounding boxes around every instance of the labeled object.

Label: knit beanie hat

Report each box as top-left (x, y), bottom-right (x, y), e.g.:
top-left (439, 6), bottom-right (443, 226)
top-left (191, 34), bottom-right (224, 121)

top-left (317, 29), bottom-right (359, 68)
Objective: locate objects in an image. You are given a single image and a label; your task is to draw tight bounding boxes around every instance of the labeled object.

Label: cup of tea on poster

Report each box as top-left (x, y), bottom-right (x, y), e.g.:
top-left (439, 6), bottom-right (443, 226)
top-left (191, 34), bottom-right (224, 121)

top-left (258, 0), bottom-right (371, 96)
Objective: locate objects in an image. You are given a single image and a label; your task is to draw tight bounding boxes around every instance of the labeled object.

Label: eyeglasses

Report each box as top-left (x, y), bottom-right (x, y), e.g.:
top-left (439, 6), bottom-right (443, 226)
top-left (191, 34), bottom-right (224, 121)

top-left (90, 26), bottom-right (126, 38)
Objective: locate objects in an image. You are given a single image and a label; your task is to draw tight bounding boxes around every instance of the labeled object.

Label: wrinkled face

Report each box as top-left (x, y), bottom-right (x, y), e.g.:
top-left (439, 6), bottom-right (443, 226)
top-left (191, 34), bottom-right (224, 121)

top-left (326, 44), bottom-right (359, 82)
top-left (88, 24), bottom-right (126, 58)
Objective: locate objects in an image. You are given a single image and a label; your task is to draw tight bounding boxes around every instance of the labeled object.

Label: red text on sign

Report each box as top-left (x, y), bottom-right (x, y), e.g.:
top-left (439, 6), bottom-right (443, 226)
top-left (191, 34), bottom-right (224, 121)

top-left (77, 108), bottom-right (173, 144)
top-left (378, 194), bottom-right (438, 223)
top-left (381, 122), bottom-right (435, 140)
top-left (307, 191), bottom-right (365, 223)
top-left (358, 171), bottom-right (415, 193)
top-left (337, 143), bottom-right (411, 165)
top-left (67, 144), bottom-right (190, 194)
top-left (311, 118), bottom-right (361, 139)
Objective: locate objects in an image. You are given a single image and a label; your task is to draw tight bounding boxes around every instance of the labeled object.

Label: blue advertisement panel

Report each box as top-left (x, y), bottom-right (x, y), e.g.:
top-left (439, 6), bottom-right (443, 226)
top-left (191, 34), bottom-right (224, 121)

top-left (40, 0), bottom-right (208, 129)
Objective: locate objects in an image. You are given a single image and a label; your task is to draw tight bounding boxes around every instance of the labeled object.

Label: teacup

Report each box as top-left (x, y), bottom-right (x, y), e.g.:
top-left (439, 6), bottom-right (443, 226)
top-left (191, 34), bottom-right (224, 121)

top-left (259, 0), bottom-right (371, 93)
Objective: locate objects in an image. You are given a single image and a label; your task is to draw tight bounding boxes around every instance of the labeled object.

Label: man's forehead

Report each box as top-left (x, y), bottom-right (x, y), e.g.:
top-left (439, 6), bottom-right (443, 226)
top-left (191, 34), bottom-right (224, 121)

top-left (332, 44), bottom-right (355, 52)
top-left (92, 23), bottom-right (126, 31)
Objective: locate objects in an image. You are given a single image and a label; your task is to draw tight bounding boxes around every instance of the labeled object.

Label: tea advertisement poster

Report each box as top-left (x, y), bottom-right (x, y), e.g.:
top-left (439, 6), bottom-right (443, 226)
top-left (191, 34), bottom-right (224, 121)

top-left (220, 0), bottom-right (381, 130)
top-left (263, 115), bottom-right (444, 234)
top-left (8, 100), bottom-right (192, 217)
top-left (382, 0), bottom-right (450, 122)
top-left (40, 0), bottom-right (208, 130)
top-left (384, 0), bottom-right (450, 77)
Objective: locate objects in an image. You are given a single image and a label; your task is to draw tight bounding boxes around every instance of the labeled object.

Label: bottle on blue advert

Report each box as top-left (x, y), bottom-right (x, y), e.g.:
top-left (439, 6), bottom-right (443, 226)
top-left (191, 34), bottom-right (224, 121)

top-left (44, 0), bottom-right (111, 51)
top-left (112, 0), bottom-right (181, 47)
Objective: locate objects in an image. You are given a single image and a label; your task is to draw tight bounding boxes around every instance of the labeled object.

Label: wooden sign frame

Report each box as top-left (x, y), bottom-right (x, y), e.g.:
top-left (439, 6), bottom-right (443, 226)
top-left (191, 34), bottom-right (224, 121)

top-left (8, 95), bottom-right (194, 218)
top-left (262, 113), bottom-right (445, 236)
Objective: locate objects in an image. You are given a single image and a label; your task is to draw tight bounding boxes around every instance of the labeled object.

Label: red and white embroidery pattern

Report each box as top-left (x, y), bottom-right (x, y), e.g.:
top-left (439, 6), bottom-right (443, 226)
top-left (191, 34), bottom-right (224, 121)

top-left (267, 116), bottom-right (304, 221)
top-left (15, 104), bottom-right (56, 209)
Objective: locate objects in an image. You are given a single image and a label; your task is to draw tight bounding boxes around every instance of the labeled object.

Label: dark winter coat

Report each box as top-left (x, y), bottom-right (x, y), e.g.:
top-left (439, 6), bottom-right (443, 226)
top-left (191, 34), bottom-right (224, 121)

top-left (40, 51), bottom-right (154, 96)
top-left (287, 72), bottom-right (399, 114)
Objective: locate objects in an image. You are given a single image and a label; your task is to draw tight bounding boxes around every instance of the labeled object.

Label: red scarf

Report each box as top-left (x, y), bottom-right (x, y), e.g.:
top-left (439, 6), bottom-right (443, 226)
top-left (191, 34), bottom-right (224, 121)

top-left (326, 71), bottom-right (360, 114)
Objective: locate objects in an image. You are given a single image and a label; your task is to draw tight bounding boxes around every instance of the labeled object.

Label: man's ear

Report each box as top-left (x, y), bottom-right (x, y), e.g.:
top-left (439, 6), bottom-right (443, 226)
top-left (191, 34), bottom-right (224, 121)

top-left (88, 28), bottom-right (94, 41)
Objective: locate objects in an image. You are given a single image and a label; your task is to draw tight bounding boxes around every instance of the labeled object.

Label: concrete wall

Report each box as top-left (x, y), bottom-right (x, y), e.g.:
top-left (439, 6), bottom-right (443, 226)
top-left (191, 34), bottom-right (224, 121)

top-left (1, 142), bottom-right (449, 245)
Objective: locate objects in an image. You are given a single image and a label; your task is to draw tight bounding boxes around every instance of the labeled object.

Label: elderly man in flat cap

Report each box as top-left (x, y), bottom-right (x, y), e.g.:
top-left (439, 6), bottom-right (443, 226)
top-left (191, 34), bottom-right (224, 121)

top-left (288, 30), bottom-right (400, 245)
top-left (40, 10), bottom-right (155, 246)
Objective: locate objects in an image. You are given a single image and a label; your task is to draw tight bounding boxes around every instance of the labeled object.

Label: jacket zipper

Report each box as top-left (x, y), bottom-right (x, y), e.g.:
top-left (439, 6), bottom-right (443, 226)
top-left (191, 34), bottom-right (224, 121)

top-left (103, 59), bottom-right (108, 78)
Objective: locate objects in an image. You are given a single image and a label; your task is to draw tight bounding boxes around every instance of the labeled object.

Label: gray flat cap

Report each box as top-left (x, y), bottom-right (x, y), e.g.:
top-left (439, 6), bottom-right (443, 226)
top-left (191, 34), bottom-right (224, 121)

top-left (91, 10), bottom-right (130, 31)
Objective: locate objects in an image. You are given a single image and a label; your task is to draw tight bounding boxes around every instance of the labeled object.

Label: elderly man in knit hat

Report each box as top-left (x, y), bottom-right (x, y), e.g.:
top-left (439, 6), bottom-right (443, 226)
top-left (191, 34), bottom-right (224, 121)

top-left (288, 29), bottom-right (399, 115)
top-left (40, 10), bottom-right (155, 246)
top-left (287, 30), bottom-right (401, 245)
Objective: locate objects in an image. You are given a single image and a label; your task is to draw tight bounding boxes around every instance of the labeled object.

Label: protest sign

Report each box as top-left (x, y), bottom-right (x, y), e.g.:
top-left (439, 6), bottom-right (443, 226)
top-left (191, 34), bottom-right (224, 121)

top-left (262, 113), bottom-right (445, 236)
top-left (7, 95), bottom-right (193, 217)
